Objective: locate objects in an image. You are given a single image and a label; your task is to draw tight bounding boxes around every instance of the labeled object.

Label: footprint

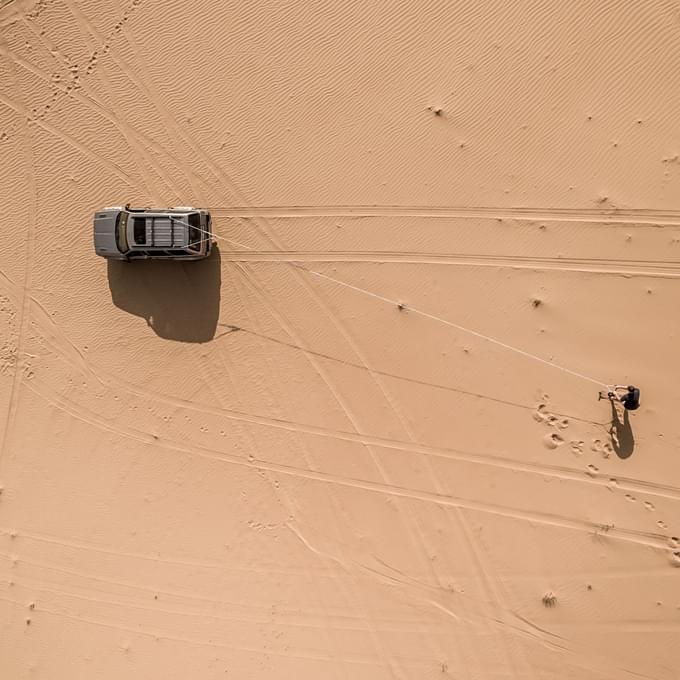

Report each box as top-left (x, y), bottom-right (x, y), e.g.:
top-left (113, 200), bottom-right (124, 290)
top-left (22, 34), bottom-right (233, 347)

top-left (586, 464), bottom-right (599, 477)
top-left (558, 418), bottom-right (570, 430)
top-left (592, 439), bottom-right (609, 455)
top-left (657, 520), bottom-right (668, 530)
top-left (624, 494), bottom-right (636, 503)
top-left (607, 478), bottom-right (619, 490)
top-left (643, 501), bottom-right (655, 512)
top-left (544, 433), bottom-right (564, 449)
top-left (533, 403), bottom-right (549, 423)
top-left (570, 440), bottom-right (585, 456)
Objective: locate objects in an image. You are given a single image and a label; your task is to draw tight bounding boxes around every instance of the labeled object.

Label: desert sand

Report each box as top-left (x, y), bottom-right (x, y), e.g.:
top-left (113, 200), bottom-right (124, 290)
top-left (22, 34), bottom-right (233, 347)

top-left (1, 0), bottom-right (680, 677)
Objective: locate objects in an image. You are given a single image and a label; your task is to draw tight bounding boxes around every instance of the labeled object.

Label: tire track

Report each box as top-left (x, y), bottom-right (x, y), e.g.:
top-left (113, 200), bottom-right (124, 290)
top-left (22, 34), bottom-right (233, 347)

top-left (0, 43), bottom-right (36, 473)
top-left (220, 324), bottom-right (604, 426)
top-left (89, 366), bottom-right (680, 506)
top-left (285, 523), bottom-right (573, 659)
top-left (221, 251), bottom-right (680, 278)
top-left (0, 39), bottom-right (212, 200)
top-left (0, 527), bottom-right (221, 568)
top-left (452, 508), bottom-right (536, 678)
top-left (0, 596), bottom-right (380, 665)
top-left (0, 265), bottom-right (608, 431)
top-left (7, 296), bottom-right (677, 507)
top-left (0, 535), bottom-right (328, 578)
top-left (104, 0), bottom-right (207, 203)
top-left (0, 549), bottom-right (662, 680)
top-left (43, 37), bottom-right (588, 680)
top-left (236, 260), bottom-right (451, 583)
top-left (187, 267), bottom-right (353, 680)
top-left (1, 2), bottom-right (676, 676)
top-left (210, 205), bottom-right (680, 226)
top-left (0, 575), bottom-right (422, 635)
top-left (57, 0), bottom-right (237, 208)
top-left (232, 264), bottom-right (447, 677)
top-left (8, 531), bottom-right (572, 670)
top-left (2, 3), bottom-right (676, 568)
top-left (0, 551), bottom-right (349, 612)
top-left (222, 265), bottom-right (401, 679)
top-left (465, 521), bottom-right (659, 680)
top-left (0, 90), bottom-right (133, 184)
top-left (230, 201), bottom-right (476, 675)
top-left (58, 0), bottom-right (203, 200)
top-left (22, 378), bottom-right (676, 554)
top-left (0, 281), bottom-right (672, 506)
top-left (48, 0), bottom-right (159, 202)
top-left (265, 245), bottom-right (493, 670)
top-left (284, 524), bottom-right (663, 680)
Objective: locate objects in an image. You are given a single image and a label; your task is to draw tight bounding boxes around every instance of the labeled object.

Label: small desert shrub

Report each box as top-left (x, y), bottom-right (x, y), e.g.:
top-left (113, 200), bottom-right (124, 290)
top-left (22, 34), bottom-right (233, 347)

top-left (542, 592), bottom-right (557, 608)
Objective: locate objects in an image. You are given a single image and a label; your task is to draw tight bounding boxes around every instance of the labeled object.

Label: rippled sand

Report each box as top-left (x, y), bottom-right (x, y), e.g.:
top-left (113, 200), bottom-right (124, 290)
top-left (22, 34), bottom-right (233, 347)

top-left (1, 1), bottom-right (679, 678)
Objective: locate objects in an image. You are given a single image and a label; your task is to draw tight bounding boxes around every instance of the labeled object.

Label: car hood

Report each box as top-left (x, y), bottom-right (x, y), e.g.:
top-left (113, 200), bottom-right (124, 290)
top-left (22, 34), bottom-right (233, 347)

top-left (93, 210), bottom-right (121, 257)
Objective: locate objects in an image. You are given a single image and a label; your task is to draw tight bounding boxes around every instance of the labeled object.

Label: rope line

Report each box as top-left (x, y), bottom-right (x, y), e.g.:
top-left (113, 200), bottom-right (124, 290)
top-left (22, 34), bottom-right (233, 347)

top-left (303, 269), bottom-right (606, 387)
top-left (168, 218), bottom-right (609, 388)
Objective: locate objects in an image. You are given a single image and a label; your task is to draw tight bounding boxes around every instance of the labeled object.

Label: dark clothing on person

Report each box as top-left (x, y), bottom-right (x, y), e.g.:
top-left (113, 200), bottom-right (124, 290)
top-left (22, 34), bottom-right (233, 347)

top-left (620, 388), bottom-right (640, 411)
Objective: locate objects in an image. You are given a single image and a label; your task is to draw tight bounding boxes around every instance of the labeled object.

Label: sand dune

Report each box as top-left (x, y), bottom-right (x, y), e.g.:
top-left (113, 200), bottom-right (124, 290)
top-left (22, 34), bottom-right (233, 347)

top-left (1, 0), bottom-right (680, 678)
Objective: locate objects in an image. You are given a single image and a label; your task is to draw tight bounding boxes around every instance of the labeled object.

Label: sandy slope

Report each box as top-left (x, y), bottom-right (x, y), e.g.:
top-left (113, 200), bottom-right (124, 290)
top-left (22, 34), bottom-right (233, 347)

top-left (1, 0), bottom-right (680, 678)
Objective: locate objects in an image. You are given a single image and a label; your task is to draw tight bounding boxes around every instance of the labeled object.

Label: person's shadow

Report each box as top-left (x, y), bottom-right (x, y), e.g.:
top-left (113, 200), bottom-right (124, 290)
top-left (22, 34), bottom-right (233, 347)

top-left (107, 246), bottom-right (221, 343)
top-left (609, 400), bottom-right (635, 459)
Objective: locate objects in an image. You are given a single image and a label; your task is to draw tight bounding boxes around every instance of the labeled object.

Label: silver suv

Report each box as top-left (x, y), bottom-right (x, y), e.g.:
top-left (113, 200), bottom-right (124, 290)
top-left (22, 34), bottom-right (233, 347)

top-left (94, 205), bottom-right (213, 260)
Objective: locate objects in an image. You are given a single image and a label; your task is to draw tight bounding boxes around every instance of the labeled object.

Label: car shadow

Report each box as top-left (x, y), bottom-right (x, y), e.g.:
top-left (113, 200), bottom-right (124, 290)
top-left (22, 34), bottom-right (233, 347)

top-left (609, 400), bottom-right (635, 459)
top-left (107, 246), bottom-right (221, 343)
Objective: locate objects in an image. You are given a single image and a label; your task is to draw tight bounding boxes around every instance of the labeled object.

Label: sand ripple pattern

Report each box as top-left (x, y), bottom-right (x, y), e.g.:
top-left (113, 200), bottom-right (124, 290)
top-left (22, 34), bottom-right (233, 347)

top-left (1, 1), bottom-right (680, 679)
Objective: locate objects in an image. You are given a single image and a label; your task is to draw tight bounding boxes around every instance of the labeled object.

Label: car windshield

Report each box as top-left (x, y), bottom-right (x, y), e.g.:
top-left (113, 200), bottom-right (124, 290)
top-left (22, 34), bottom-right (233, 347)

top-left (116, 212), bottom-right (129, 253)
top-left (132, 216), bottom-right (147, 245)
